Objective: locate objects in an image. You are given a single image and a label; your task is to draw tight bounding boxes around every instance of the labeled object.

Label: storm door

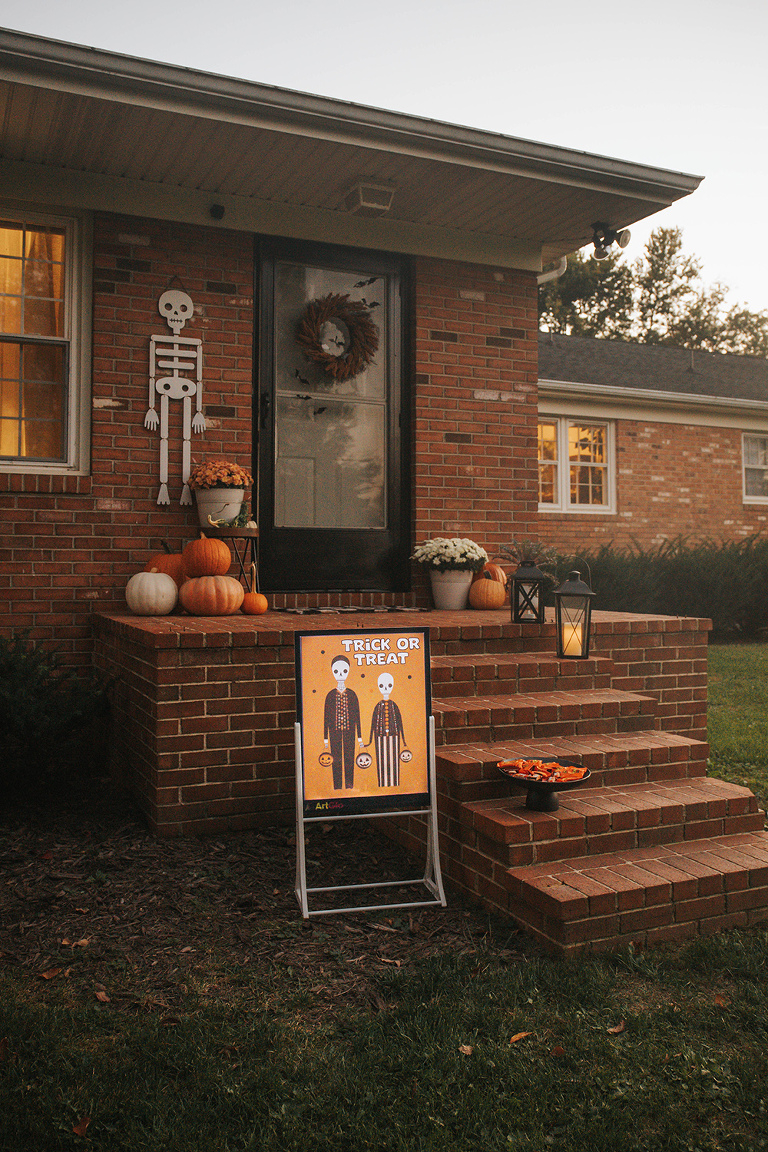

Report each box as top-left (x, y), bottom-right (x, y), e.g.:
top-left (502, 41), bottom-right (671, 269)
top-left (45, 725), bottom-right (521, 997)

top-left (256, 240), bottom-right (409, 592)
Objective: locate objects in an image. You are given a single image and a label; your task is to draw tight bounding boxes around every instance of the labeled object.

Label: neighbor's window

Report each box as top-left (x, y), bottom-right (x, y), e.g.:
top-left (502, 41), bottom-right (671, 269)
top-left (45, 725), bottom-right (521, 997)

top-left (538, 417), bottom-right (613, 512)
top-left (743, 433), bottom-right (768, 502)
top-left (0, 210), bottom-right (88, 472)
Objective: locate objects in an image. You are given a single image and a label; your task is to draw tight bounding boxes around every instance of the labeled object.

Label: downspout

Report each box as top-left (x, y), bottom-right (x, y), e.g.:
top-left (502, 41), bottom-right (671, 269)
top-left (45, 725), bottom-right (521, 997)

top-left (537, 256), bottom-right (567, 286)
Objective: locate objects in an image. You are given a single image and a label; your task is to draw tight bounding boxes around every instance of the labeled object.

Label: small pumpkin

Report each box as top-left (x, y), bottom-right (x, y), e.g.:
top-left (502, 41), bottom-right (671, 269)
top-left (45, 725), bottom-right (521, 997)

top-left (318, 751), bottom-right (334, 768)
top-left (179, 574), bottom-right (244, 616)
top-left (241, 563), bottom-right (268, 616)
top-left (144, 541), bottom-right (186, 588)
top-left (468, 571), bottom-right (506, 610)
top-left (182, 533), bottom-right (232, 578)
top-left (355, 751), bottom-right (372, 769)
top-left (126, 569), bottom-right (178, 616)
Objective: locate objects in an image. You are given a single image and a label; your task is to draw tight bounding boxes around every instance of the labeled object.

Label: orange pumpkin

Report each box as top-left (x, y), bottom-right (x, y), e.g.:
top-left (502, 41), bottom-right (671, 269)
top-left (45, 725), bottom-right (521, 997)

top-left (241, 563), bottom-right (268, 616)
top-left (144, 542), bottom-right (186, 588)
top-left (179, 575), bottom-right (244, 616)
top-left (473, 561), bottom-right (508, 585)
top-left (468, 572), bottom-right (506, 609)
top-left (182, 533), bottom-right (232, 578)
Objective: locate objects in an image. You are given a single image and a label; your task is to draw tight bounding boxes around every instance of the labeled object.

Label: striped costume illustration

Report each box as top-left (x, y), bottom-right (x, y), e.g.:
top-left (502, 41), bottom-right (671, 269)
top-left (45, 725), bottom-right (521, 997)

top-left (368, 698), bottom-right (405, 788)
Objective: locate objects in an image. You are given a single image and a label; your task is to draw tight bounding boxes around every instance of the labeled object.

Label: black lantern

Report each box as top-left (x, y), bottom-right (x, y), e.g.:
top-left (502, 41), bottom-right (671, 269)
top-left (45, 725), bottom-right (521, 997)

top-left (511, 561), bottom-right (547, 623)
top-left (553, 569), bottom-right (595, 659)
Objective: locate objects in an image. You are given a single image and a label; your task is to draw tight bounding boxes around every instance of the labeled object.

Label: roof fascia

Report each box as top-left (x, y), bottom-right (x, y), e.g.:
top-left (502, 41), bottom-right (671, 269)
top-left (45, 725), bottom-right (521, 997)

top-left (0, 28), bottom-right (702, 202)
top-left (538, 378), bottom-right (768, 419)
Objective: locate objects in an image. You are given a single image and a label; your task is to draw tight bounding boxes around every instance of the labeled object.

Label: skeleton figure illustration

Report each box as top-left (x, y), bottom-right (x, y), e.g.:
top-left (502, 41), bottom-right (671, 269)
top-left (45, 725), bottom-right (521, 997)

top-left (323, 655), bottom-right (364, 790)
top-left (367, 672), bottom-right (407, 788)
top-left (144, 289), bottom-right (205, 505)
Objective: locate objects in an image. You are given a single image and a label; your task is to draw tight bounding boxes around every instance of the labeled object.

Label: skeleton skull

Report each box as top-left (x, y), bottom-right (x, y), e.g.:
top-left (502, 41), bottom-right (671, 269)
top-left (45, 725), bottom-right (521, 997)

top-left (377, 673), bottom-right (394, 697)
top-left (158, 289), bottom-right (194, 334)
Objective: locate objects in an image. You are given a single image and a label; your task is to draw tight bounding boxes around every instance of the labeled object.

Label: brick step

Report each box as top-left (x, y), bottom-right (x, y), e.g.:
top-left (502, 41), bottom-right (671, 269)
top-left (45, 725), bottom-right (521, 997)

top-left (432, 688), bottom-right (657, 746)
top-left (505, 830), bottom-right (768, 955)
top-left (461, 777), bottom-right (763, 870)
top-left (436, 730), bottom-right (708, 793)
top-left (430, 652), bottom-right (615, 697)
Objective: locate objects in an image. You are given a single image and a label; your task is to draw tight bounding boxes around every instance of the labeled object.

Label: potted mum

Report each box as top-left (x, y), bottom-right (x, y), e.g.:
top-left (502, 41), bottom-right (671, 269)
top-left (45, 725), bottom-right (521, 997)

top-left (187, 459), bottom-right (254, 528)
top-left (410, 537), bottom-right (489, 610)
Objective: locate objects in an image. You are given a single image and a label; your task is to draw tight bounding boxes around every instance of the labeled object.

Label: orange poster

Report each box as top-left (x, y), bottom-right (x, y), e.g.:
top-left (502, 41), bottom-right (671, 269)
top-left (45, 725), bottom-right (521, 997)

top-left (295, 628), bottom-right (431, 816)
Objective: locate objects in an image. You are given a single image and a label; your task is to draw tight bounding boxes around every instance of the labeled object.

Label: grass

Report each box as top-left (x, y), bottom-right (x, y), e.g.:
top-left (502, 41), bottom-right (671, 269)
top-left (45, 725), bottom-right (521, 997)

top-left (707, 642), bottom-right (768, 809)
top-left (1, 642), bottom-right (768, 1151)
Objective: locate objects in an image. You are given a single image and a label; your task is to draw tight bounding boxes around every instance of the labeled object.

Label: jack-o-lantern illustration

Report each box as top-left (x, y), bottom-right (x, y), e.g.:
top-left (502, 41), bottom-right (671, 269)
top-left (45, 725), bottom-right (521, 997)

top-left (356, 751), bottom-right (373, 770)
top-left (318, 751), bottom-right (334, 768)
top-left (399, 748), bottom-right (413, 763)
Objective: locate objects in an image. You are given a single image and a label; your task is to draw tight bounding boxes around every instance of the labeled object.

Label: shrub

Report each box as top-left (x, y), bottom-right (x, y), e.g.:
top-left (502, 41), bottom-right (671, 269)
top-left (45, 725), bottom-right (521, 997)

top-left (0, 633), bottom-right (111, 798)
top-left (551, 535), bottom-right (768, 638)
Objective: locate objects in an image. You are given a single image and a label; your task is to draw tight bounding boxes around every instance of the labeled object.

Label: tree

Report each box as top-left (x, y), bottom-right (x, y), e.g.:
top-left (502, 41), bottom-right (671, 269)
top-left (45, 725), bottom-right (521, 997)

top-left (538, 226), bottom-right (768, 357)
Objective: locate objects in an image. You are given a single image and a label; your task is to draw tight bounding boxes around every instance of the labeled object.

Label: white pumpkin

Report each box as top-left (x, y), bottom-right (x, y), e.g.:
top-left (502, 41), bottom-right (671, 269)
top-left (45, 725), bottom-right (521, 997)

top-left (125, 569), bottom-right (178, 616)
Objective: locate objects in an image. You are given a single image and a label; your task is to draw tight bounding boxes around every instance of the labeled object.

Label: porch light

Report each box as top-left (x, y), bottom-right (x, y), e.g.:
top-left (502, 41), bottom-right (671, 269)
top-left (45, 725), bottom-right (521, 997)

top-left (511, 561), bottom-right (547, 624)
top-left (553, 569), bottom-right (595, 659)
top-left (344, 181), bottom-right (396, 217)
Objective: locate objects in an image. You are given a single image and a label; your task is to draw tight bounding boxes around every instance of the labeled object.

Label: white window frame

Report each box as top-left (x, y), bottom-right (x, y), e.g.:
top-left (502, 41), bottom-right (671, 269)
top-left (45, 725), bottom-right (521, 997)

top-left (0, 203), bottom-right (91, 477)
top-left (742, 432), bottom-right (768, 504)
top-left (538, 416), bottom-right (615, 514)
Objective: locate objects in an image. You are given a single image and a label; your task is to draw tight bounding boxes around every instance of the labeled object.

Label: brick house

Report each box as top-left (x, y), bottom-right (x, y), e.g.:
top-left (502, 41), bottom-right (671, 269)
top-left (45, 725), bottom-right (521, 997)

top-left (8, 31), bottom-right (768, 954)
top-left (537, 332), bottom-right (768, 552)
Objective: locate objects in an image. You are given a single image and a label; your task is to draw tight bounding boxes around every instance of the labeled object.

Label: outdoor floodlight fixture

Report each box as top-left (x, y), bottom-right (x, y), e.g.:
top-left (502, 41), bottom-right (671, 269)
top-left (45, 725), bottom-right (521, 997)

top-left (344, 180), bottom-right (396, 217)
top-left (511, 561), bottom-right (547, 624)
top-left (591, 222), bottom-right (631, 261)
top-left (553, 569), bottom-right (595, 659)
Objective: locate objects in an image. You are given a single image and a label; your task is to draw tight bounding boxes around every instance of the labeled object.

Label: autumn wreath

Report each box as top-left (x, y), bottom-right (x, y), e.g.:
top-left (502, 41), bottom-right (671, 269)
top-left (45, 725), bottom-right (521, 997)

top-left (296, 292), bottom-right (379, 382)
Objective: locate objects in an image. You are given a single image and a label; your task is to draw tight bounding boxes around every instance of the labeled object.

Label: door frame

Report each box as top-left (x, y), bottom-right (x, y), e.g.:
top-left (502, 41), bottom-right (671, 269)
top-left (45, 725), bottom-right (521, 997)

top-left (254, 236), bottom-right (411, 593)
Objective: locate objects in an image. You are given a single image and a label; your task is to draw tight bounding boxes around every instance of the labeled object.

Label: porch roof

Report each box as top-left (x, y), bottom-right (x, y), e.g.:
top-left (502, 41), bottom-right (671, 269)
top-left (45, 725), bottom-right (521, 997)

top-left (0, 27), bottom-right (701, 270)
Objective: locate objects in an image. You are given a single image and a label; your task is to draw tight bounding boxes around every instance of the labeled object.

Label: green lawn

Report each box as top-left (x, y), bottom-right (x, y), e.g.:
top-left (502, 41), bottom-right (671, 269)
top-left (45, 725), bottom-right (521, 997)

top-left (707, 642), bottom-right (768, 809)
top-left (1, 642), bottom-right (768, 1151)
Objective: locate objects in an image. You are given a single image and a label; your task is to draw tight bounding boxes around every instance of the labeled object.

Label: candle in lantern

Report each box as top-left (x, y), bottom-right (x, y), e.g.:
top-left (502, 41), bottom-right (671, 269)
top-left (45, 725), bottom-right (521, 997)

top-left (561, 622), bottom-right (583, 657)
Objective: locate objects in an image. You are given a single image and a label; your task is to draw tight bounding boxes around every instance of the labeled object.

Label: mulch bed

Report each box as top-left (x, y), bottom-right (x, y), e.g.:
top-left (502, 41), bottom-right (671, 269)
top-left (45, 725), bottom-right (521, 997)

top-left (0, 776), bottom-right (534, 1020)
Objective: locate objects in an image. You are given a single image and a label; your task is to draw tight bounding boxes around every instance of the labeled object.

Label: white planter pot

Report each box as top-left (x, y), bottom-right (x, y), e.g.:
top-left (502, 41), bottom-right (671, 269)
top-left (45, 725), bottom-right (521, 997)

top-left (429, 569), bottom-right (474, 610)
top-left (194, 487), bottom-right (246, 528)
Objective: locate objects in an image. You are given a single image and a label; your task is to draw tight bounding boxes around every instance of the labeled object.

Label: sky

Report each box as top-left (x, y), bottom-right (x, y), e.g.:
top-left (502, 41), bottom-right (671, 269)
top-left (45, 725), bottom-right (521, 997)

top-left (2, 0), bottom-right (767, 311)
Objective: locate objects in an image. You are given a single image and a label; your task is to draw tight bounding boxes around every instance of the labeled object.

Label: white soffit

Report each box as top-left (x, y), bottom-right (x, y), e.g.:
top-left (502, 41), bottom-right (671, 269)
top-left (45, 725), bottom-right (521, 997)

top-left (0, 28), bottom-right (702, 267)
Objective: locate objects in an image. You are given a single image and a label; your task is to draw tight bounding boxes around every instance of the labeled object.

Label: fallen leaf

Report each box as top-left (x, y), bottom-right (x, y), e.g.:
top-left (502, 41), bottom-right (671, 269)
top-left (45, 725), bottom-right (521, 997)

top-left (550, 1044), bottom-right (566, 1057)
top-left (180, 946), bottom-right (194, 953)
top-left (713, 994), bottom-right (729, 1008)
top-left (458, 1044), bottom-right (474, 1056)
top-left (74, 938), bottom-right (91, 948)
top-left (377, 956), bottom-right (402, 966)
top-left (40, 850), bottom-right (53, 861)
top-left (607, 1020), bottom-right (626, 1035)
top-left (510, 1031), bottom-right (533, 1044)
top-left (95, 990), bottom-right (110, 1003)
top-left (61, 939), bottom-right (72, 947)
top-left (74, 907), bottom-right (89, 914)
top-left (39, 967), bottom-right (62, 981)
top-left (72, 1117), bottom-right (91, 1137)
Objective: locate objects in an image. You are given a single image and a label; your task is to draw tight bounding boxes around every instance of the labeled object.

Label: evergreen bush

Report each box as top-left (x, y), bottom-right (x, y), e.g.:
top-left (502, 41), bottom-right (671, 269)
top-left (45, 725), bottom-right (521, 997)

top-left (0, 633), bottom-right (111, 798)
top-left (551, 535), bottom-right (768, 638)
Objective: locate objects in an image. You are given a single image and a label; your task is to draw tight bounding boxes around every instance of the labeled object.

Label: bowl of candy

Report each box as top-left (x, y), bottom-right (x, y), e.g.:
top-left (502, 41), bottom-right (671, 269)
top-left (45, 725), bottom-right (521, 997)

top-left (497, 756), bottom-right (590, 811)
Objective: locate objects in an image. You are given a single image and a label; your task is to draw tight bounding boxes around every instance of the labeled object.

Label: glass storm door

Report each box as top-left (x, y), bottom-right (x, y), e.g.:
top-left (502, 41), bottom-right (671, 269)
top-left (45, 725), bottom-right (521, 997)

top-left (256, 240), bottom-right (409, 592)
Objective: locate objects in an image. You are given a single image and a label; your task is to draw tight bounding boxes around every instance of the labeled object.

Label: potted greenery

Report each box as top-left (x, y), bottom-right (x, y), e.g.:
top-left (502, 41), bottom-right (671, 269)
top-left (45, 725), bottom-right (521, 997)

top-left (187, 459), bottom-right (254, 527)
top-left (410, 537), bottom-right (489, 609)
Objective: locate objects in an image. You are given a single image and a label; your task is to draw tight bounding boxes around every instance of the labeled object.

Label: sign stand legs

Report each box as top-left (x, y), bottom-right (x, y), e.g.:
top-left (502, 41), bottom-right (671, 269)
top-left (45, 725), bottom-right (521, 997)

top-left (294, 718), bottom-right (446, 919)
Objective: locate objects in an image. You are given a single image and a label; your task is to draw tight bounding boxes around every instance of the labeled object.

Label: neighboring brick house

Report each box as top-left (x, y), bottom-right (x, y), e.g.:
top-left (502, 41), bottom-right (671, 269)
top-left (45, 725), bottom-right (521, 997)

top-left (537, 332), bottom-right (768, 553)
top-left (0, 29), bottom-right (701, 666)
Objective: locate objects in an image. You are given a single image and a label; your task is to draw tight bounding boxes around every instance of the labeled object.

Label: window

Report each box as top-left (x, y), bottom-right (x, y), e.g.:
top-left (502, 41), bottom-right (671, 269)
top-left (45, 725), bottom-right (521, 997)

top-left (0, 208), bottom-right (89, 474)
top-left (538, 417), bottom-right (613, 512)
top-left (743, 433), bottom-right (768, 502)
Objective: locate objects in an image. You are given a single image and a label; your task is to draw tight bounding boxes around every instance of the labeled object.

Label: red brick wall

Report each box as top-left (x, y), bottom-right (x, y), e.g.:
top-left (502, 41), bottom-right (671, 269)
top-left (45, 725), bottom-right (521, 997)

top-left (1, 213), bottom-right (254, 665)
top-left (410, 258), bottom-right (539, 599)
top-left (537, 417), bottom-right (766, 554)
top-left (0, 218), bottom-right (542, 662)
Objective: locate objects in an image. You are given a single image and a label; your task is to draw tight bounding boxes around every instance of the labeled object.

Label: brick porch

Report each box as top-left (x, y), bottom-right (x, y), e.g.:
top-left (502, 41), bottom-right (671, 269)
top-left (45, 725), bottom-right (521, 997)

top-left (93, 607), bottom-right (768, 954)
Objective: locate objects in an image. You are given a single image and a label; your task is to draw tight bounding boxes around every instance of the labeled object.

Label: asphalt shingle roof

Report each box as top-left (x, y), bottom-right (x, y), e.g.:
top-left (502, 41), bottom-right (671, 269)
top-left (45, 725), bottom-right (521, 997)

top-left (538, 333), bottom-right (768, 403)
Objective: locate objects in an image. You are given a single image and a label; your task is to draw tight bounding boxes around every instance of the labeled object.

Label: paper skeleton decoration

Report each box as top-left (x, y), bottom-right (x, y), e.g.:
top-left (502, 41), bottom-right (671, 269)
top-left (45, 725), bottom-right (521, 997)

top-left (144, 289), bottom-right (205, 505)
